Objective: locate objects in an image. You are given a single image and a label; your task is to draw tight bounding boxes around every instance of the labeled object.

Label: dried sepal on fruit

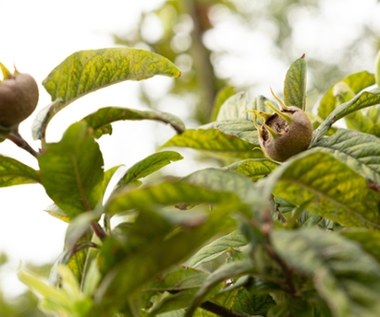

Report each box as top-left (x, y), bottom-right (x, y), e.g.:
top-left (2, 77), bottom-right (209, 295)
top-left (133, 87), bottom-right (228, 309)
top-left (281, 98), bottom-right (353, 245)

top-left (0, 63), bottom-right (39, 130)
top-left (252, 90), bottom-right (313, 162)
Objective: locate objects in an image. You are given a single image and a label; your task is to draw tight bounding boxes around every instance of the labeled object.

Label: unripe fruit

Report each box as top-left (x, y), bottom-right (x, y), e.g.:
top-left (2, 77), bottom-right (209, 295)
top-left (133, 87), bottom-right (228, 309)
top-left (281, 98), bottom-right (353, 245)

top-left (0, 63), bottom-right (39, 130)
top-left (254, 92), bottom-right (313, 162)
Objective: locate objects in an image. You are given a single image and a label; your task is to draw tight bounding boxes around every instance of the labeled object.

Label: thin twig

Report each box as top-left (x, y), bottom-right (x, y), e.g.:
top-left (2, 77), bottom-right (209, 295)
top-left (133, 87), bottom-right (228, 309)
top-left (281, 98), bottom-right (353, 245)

top-left (6, 129), bottom-right (39, 157)
top-left (91, 222), bottom-right (107, 241)
top-left (200, 301), bottom-right (250, 317)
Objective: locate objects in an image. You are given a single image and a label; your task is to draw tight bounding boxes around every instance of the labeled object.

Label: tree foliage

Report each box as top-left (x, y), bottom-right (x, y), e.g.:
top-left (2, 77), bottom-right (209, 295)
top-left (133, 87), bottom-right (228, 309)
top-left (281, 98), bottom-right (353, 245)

top-left (1, 2), bottom-right (380, 315)
top-left (0, 41), bottom-right (378, 317)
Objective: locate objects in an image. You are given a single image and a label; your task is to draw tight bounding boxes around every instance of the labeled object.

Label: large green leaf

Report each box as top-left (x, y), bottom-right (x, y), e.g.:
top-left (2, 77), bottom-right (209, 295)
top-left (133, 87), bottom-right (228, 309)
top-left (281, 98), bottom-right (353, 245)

top-left (187, 230), bottom-right (247, 267)
top-left (283, 55), bottom-right (306, 110)
top-left (44, 47), bottom-right (181, 106)
top-left (151, 267), bottom-right (209, 292)
top-left (36, 48), bottom-right (181, 140)
top-left (94, 204), bottom-right (236, 311)
top-left (38, 122), bottom-right (104, 217)
top-left (205, 120), bottom-right (259, 144)
top-left (0, 155), bottom-right (39, 187)
top-left (312, 88), bottom-right (380, 142)
top-left (216, 91), bottom-right (253, 121)
top-left (210, 85), bottom-right (237, 121)
top-left (341, 228), bottom-right (380, 263)
top-left (184, 168), bottom-right (260, 206)
top-left (272, 228), bottom-right (380, 317)
top-left (264, 150), bottom-right (380, 228)
top-left (162, 127), bottom-right (262, 159)
top-left (105, 181), bottom-right (239, 216)
top-left (82, 106), bottom-right (185, 138)
top-left (314, 129), bottom-right (380, 183)
top-left (185, 260), bottom-right (253, 317)
top-left (118, 151), bottom-right (183, 186)
top-left (318, 71), bottom-right (375, 119)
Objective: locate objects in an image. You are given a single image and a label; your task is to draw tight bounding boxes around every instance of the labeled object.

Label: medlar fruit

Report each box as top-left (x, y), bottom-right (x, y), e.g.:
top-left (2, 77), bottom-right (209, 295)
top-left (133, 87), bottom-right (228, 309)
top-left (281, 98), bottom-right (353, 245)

top-left (0, 63), bottom-right (39, 130)
top-left (254, 91), bottom-right (313, 162)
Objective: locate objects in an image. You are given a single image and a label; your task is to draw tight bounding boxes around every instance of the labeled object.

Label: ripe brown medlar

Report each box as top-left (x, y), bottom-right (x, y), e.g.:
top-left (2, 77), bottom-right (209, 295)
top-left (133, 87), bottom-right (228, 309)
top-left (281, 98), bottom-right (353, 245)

top-left (0, 63), bottom-right (39, 130)
top-left (253, 91), bottom-right (313, 162)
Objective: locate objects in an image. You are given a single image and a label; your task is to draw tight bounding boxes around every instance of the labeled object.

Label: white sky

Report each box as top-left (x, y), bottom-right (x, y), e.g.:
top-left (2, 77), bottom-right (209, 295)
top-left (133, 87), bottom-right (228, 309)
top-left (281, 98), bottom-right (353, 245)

top-left (0, 0), bottom-right (379, 297)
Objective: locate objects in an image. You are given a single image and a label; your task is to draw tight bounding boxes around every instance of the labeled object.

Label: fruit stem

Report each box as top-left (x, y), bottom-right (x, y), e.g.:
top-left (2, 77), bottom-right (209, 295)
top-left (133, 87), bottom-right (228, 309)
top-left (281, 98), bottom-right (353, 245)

top-left (6, 129), bottom-right (39, 157)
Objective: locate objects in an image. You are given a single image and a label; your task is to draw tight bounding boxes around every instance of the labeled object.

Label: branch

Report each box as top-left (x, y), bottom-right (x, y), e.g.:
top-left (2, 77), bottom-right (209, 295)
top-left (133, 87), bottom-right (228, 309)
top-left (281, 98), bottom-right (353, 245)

top-left (91, 222), bottom-right (107, 241)
top-left (5, 129), bottom-right (39, 157)
top-left (200, 301), bottom-right (252, 317)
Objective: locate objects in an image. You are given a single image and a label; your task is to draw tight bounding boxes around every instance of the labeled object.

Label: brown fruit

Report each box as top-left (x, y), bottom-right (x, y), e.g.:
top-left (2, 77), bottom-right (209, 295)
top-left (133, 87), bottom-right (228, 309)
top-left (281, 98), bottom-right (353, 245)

top-left (0, 64), bottom-right (39, 130)
top-left (254, 93), bottom-right (313, 162)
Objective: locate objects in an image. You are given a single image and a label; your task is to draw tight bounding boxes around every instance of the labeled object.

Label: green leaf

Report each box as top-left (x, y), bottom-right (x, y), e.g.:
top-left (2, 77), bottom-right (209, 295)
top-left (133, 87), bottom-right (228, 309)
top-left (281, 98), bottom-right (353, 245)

top-left (265, 150), bottom-right (380, 228)
top-left (82, 106), bottom-right (185, 137)
top-left (95, 204), bottom-right (236, 310)
top-left (151, 267), bottom-right (209, 292)
top-left (283, 55), bottom-right (306, 110)
top-left (148, 289), bottom-right (197, 316)
top-left (162, 128), bottom-right (263, 159)
top-left (44, 47), bottom-right (181, 106)
top-left (187, 231), bottom-right (247, 267)
top-left (0, 155), bottom-right (39, 187)
top-left (184, 168), bottom-right (260, 206)
top-left (105, 180), bottom-right (239, 216)
top-left (38, 122), bottom-right (104, 217)
top-left (225, 158), bottom-right (278, 181)
top-left (312, 88), bottom-right (380, 142)
top-left (341, 228), bottom-right (380, 263)
top-left (119, 151), bottom-right (183, 186)
top-left (216, 92), bottom-right (253, 121)
top-left (37, 48), bottom-right (181, 140)
top-left (272, 228), bottom-right (380, 317)
top-left (210, 85), bottom-right (237, 121)
top-left (345, 104), bottom-right (380, 137)
top-left (185, 260), bottom-right (253, 317)
top-left (318, 71), bottom-right (375, 119)
top-left (314, 129), bottom-right (380, 184)
top-left (64, 212), bottom-right (98, 250)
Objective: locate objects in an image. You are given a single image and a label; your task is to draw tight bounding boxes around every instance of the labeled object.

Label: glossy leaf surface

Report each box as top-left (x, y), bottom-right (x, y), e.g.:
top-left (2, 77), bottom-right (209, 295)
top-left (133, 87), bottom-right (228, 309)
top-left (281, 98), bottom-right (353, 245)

top-left (38, 122), bottom-right (104, 217)
top-left (0, 155), bottom-right (39, 187)
top-left (314, 129), bottom-right (380, 183)
top-left (82, 106), bottom-right (185, 137)
top-left (272, 228), bottom-right (380, 317)
top-left (318, 71), bottom-right (375, 119)
top-left (268, 150), bottom-right (380, 228)
top-left (283, 55), bottom-right (306, 110)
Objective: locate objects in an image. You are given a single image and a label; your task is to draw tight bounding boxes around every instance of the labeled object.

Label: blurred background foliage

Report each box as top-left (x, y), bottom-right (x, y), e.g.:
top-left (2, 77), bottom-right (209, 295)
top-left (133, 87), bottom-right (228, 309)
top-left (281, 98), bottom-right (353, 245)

top-left (2, 0), bottom-right (380, 315)
top-left (0, 253), bottom-right (47, 316)
top-left (114, 0), bottom-right (380, 123)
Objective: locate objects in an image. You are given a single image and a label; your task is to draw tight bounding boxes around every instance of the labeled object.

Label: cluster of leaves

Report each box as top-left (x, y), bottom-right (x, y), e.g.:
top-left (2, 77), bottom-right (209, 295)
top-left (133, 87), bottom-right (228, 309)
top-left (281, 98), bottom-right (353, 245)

top-left (3, 46), bottom-right (380, 317)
